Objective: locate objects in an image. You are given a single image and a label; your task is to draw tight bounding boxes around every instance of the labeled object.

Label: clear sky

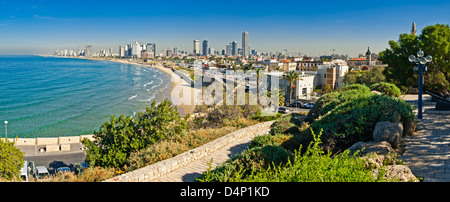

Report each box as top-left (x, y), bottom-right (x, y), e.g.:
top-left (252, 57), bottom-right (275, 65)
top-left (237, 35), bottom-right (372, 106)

top-left (1, 0), bottom-right (449, 57)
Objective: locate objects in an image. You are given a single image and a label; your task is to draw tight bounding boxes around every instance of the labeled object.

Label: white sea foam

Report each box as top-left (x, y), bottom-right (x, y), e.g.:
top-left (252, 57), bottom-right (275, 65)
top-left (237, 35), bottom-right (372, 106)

top-left (128, 94), bottom-right (138, 100)
top-left (143, 80), bottom-right (154, 87)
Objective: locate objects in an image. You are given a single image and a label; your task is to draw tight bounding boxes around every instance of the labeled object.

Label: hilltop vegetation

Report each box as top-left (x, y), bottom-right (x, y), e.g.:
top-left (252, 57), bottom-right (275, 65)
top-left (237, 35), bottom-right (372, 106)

top-left (197, 83), bottom-right (415, 182)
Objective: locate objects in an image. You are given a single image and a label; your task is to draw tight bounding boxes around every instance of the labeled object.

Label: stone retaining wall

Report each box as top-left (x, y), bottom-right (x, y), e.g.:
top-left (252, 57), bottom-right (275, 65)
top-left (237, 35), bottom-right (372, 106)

top-left (105, 120), bottom-right (274, 182)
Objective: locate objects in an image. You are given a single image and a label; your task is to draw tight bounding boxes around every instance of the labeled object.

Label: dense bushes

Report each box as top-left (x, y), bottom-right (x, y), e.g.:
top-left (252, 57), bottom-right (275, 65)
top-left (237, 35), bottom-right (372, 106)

top-left (306, 84), bottom-right (372, 123)
top-left (304, 83), bottom-right (415, 153)
top-left (370, 82), bottom-right (402, 97)
top-left (0, 140), bottom-right (24, 181)
top-left (82, 99), bottom-right (187, 168)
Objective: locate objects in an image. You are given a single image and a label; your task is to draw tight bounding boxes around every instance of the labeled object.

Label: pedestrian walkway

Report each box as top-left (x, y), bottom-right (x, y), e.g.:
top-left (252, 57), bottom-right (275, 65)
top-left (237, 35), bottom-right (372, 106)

top-left (149, 127), bottom-right (271, 182)
top-left (400, 94), bottom-right (450, 182)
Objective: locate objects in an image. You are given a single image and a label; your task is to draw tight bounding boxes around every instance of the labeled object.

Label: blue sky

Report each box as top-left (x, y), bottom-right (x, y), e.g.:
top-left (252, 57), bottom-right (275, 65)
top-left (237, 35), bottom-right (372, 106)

top-left (1, 0), bottom-right (449, 57)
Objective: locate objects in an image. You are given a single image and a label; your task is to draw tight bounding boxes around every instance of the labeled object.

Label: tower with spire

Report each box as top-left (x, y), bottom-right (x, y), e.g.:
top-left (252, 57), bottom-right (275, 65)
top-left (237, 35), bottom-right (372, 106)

top-left (366, 47), bottom-right (371, 65)
top-left (411, 22), bottom-right (417, 35)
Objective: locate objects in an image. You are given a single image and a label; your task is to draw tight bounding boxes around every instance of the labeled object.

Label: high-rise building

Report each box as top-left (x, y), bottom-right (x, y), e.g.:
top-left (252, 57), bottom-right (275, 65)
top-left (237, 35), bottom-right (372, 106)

top-left (242, 31), bottom-right (249, 57)
top-left (226, 44), bottom-right (232, 56)
top-left (231, 41), bottom-right (238, 56)
top-left (193, 40), bottom-right (200, 55)
top-left (208, 47), bottom-right (214, 55)
top-left (147, 43), bottom-right (156, 58)
top-left (202, 40), bottom-right (208, 56)
top-left (131, 42), bottom-right (141, 58)
top-left (85, 44), bottom-right (92, 57)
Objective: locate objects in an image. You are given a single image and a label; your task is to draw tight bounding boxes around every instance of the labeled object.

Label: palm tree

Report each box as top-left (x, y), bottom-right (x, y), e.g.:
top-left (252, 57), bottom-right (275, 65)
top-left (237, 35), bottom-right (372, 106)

top-left (255, 67), bottom-right (262, 104)
top-left (283, 71), bottom-right (301, 105)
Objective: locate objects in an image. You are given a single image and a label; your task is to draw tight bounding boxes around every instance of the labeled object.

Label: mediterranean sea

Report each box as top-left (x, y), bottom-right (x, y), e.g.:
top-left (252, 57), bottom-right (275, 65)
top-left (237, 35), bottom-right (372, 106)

top-left (0, 55), bottom-right (171, 138)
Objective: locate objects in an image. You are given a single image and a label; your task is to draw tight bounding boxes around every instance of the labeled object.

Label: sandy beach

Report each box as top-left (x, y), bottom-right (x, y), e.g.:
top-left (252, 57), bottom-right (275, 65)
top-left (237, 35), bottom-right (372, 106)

top-left (89, 58), bottom-right (198, 116)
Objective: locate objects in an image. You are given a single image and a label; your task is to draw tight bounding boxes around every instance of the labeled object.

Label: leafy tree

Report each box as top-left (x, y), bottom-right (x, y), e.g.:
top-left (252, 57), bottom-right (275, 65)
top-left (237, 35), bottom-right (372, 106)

top-left (282, 71), bottom-right (301, 104)
top-left (135, 99), bottom-right (188, 144)
top-left (419, 24), bottom-right (450, 95)
top-left (0, 140), bottom-right (24, 180)
top-left (379, 33), bottom-right (418, 88)
top-left (380, 23), bottom-right (450, 95)
top-left (83, 99), bottom-right (187, 168)
top-left (344, 66), bottom-right (386, 86)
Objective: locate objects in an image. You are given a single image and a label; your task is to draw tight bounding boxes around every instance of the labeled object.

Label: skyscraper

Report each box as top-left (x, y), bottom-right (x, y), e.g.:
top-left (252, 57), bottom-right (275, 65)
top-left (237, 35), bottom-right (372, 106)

top-left (242, 31), bottom-right (249, 57)
top-left (226, 44), bottom-right (231, 56)
top-left (193, 40), bottom-right (200, 55)
top-left (147, 43), bottom-right (156, 57)
top-left (202, 40), bottom-right (208, 56)
top-left (231, 41), bottom-right (237, 56)
top-left (131, 41), bottom-right (141, 58)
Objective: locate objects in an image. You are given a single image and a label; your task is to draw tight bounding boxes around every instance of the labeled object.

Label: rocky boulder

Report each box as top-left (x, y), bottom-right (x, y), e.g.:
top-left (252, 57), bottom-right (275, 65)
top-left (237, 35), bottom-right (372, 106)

top-left (373, 165), bottom-right (419, 182)
top-left (373, 121), bottom-right (403, 148)
top-left (348, 141), bottom-right (395, 156)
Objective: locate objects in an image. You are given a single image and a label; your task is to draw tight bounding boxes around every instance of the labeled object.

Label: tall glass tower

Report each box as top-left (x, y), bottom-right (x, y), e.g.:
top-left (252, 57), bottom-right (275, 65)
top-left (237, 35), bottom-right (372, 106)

top-left (242, 31), bottom-right (249, 57)
top-left (202, 40), bottom-right (208, 56)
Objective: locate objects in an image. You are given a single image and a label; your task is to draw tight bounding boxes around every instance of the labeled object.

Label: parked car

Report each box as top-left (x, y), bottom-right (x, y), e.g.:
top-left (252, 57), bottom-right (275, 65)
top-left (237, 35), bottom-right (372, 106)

top-left (289, 101), bottom-right (303, 108)
top-left (20, 161), bottom-right (28, 182)
top-left (278, 107), bottom-right (290, 113)
top-left (56, 167), bottom-right (71, 174)
top-left (35, 166), bottom-right (49, 180)
top-left (302, 103), bottom-right (315, 109)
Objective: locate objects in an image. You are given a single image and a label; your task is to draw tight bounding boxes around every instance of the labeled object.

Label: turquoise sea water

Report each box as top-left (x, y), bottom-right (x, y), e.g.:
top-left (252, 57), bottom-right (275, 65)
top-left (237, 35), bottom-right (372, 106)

top-left (0, 55), bottom-right (171, 138)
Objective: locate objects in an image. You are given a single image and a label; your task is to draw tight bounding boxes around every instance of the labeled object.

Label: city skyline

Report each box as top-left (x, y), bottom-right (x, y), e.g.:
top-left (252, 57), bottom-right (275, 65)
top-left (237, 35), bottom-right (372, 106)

top-left (1, 0), bottom-right (450, 57)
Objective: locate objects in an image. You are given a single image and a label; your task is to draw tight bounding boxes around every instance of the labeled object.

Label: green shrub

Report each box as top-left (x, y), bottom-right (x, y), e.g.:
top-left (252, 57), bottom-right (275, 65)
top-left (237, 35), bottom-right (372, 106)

top-left (306, 85), bottom-right (372, 123)
top-left (82, 99), bottom-right (187, 168)
top-left (269, 115), bottom-right (302, 135)
top-left (308, 93), bottom-right (415, 153)
top-left (197, 129), bottom-right (389, 182)
top-left (249, 134), bottom-right (293, 149)
top-left (0, 140), bottom-right (24, 181)
top-left (370, 82), bottom-right (402, 97)
top-left (196, 145), bottom-right (293, 182)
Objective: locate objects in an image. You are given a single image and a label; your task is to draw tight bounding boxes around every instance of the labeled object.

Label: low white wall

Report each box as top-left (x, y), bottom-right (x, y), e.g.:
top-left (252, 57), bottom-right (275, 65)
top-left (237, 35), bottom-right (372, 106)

top-left (12, 134), bottom-right (94, 146)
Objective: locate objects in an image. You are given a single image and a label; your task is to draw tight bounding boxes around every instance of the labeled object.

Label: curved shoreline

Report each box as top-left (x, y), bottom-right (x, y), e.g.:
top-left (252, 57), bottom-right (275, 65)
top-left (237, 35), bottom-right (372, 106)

top-left (87, 58), bottom-right (196, 116)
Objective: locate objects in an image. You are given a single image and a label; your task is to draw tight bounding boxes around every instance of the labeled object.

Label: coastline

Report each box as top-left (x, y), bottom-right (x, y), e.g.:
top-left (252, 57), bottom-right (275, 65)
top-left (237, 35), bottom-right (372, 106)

top-left (81, 57), bottom-right (197, 116)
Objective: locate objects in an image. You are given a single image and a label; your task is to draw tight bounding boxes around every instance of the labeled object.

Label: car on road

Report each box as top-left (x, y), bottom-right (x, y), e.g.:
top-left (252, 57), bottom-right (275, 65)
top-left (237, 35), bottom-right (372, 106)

top-left (289, 101), bottom-right (303, 108)
top-left (278, 107), bottom-right (290, 113)
top-left (302, 103), bottom-right (315, 109)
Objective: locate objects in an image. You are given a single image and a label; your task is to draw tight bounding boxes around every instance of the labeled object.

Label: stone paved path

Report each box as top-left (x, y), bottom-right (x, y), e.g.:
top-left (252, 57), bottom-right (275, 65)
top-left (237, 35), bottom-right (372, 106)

top-left (149, 127), bottom-right (271, 182)
top-left (400, 113), bottom-right (450, 182)
top-left (400, 94), bottom-right (450, 182)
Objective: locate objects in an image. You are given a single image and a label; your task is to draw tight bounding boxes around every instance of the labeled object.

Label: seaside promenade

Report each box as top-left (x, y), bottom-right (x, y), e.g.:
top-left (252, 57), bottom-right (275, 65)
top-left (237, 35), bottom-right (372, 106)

top-left (400, 94), bottom-right (450, 182)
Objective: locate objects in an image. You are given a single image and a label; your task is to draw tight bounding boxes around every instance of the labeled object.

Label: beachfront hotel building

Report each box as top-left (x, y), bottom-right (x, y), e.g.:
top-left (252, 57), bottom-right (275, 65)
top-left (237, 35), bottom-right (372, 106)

top-left (242, 31), bottom-right (249, 57)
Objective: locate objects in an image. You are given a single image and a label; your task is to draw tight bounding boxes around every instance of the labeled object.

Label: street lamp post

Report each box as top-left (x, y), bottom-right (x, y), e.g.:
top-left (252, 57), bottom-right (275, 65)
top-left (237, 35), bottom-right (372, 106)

top-left (4, 121), bottom-right (8, 141)
top-left (408, 49), bottom-right (432, 120)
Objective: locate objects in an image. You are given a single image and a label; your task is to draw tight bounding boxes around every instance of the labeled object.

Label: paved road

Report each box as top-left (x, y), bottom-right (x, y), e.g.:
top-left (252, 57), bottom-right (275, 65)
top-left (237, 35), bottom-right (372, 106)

top-left (17, 143), bottom-right (86, 173)
top-left (24, 152), bottom-right (86, 174)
